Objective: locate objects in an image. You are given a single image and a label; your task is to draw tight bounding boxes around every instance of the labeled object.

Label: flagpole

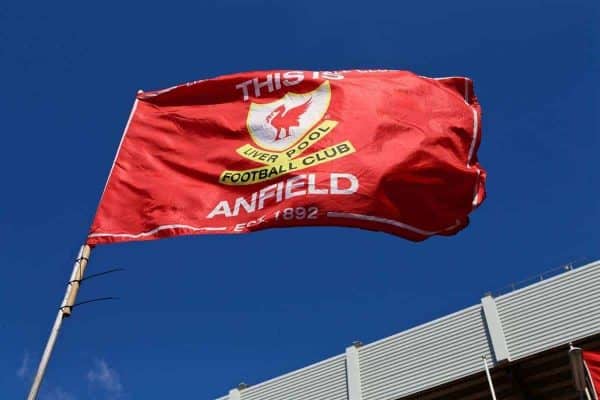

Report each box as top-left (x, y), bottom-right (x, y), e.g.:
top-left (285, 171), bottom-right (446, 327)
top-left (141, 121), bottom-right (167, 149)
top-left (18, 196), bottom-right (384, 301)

top-left (482, 356), bottom-right (497, 400)
top-left (27, 245), bottom-right (92, 400)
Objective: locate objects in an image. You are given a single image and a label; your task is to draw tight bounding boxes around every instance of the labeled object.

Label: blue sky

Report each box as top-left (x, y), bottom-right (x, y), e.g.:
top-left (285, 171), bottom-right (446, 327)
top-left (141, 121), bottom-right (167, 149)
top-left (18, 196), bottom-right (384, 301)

top-left (0, 0), bottom-right (598, 398)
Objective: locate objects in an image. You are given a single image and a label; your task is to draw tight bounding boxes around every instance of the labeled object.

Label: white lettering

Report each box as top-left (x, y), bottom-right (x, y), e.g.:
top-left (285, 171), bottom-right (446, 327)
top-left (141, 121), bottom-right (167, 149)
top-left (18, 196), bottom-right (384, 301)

top-left (274, 72), bottom-right (282, 90)
top-left (258, 183), bottom-right (277, 209)
top-left (320, 71), bottom-right (344, 80)
top-left (207, 201), bottom-right (232, 218)
top-left (285, 175), bottom-right (307, 199)
top-left (308, 174), bottom-right (328, 195)
top-left (233, 193), bottom-right (257, 215)
top-left (207, 173), bottom-right (359, 219)
top-left (235, 79), bottom-right (253, 101)
top-left (330, 173), bottom-right (359, 195)
top-left (283, 71), bottom-right (304, 87)
top-left (253, 75), bottom-right (274, 97)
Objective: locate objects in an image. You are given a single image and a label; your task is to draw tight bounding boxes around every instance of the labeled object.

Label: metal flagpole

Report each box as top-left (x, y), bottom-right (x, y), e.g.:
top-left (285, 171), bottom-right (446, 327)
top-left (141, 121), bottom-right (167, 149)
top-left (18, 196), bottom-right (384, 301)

top-left (27, 244), bottom-right (92, 400)
top-left (482, 356), bottom-right (498, 400)
top-left (585, 387), bottom-right (593, 400)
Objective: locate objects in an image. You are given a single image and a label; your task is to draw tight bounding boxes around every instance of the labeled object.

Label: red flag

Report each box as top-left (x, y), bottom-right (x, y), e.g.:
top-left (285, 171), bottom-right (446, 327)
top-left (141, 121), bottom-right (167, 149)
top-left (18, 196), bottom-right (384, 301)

top-left (88, 70), bottom-right (486, 245)
top-left (584, 351), bottom-right (600, 398)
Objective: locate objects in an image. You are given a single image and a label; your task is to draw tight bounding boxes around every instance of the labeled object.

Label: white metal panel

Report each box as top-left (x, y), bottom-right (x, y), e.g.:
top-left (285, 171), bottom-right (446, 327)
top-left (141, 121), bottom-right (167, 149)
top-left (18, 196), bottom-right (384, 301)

top-left (346, 345), bottom-right (363, 400)
top-left (496, 261), bottom-right (600, 360)
top-left (358, 305), bottom-right (494, 400)
top-left (240, 354), bottom-right (347, 400)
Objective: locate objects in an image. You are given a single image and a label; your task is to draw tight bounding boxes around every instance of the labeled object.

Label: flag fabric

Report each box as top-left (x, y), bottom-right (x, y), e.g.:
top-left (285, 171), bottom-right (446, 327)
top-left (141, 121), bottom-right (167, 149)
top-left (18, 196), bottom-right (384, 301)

top-left (87, 70), bottom-right (486, 245)
top-left (584, 350), bottom-right (600, 398)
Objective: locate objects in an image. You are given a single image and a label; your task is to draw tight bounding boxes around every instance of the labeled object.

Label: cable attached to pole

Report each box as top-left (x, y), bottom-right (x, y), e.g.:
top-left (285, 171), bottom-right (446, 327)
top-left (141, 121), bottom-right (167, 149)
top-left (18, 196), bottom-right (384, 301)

top-left (68, 296), bottom-right (119, 309)
top-left (78, 267), bottom-right (124, 283)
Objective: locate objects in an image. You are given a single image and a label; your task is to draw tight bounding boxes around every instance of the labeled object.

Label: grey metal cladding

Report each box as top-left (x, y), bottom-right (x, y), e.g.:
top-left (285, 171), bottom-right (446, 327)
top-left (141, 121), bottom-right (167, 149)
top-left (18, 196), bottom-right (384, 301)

top-left (216, 260), bottom-right (600, 400)
top-left (496, 261), bottom-right (600, 360)
top-left (358, 304), bottom-right (494, 400)
top-left (240, 354), bottom-right (347, 400)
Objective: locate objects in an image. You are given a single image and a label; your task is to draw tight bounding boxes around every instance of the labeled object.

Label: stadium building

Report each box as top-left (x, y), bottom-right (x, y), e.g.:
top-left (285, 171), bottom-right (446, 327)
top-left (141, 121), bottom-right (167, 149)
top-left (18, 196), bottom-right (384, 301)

top-left (217, 260), bottom-right (600, 400)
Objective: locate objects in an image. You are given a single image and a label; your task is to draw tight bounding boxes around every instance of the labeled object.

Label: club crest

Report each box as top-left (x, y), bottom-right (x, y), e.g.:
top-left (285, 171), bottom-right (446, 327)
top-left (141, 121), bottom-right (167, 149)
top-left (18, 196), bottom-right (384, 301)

top-left (219, 78), bottom-right (355, 186)
top-left (247, 81), bottom-right (331, 151)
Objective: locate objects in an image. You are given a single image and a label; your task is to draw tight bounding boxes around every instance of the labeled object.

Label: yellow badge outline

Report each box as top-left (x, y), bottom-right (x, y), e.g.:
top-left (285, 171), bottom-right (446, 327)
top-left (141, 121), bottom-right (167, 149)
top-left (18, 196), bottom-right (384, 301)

top-left (236, 120), bottom-right (338, 166)
top-left (220, 141), bottom-right (356, 186)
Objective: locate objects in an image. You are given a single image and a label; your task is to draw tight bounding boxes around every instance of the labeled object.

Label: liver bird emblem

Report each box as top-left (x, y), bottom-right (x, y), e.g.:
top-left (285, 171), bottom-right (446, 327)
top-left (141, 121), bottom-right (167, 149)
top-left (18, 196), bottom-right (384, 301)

top-left (266, 98), bottom-right (312, 141)
top-left (247, 81), bottom-right (330, 151)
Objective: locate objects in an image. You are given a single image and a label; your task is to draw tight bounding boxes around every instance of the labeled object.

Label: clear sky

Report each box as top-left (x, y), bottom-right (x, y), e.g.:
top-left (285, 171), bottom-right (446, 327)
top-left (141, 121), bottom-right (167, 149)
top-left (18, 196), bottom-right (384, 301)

top-left (1, 1), bottom-right (598, 399)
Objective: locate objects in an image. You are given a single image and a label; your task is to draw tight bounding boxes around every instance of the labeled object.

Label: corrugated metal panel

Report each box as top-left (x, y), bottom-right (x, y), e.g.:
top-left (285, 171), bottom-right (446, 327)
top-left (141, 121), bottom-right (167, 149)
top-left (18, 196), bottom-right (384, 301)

top-left (240, 354), bottom-right (347, 400)
top-left (359, 305), bottom-right (494, 400)
top-left (496, 261), bottom-right (600, 360)
top-left (215, 261), bottom-right (600, 400)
